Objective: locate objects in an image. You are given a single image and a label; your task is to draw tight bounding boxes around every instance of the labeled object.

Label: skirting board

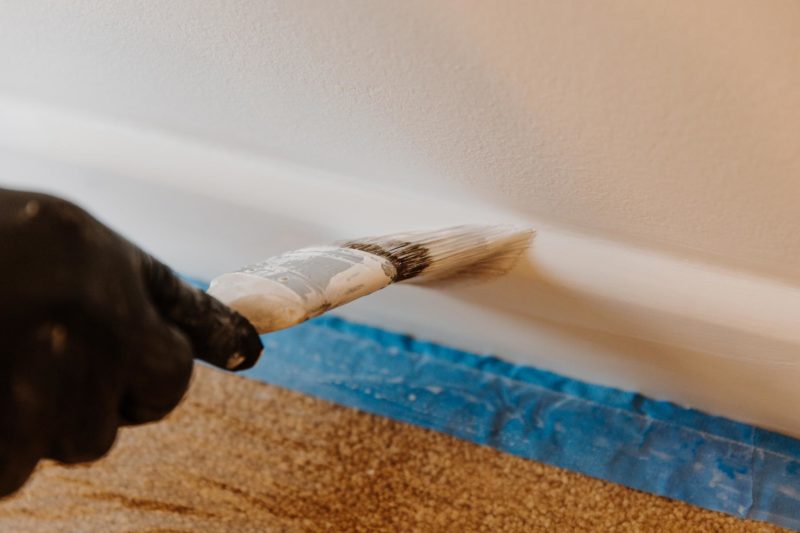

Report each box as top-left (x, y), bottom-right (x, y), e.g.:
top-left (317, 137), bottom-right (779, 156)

top-left (1, 96), bottom-right (800, 436)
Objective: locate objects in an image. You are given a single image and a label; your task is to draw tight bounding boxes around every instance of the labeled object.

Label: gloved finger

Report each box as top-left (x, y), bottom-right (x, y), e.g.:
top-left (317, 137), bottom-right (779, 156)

top-left (138, 251), bottom-right (263, 370)
top-left (44, 325), bottom-right (121, 465)
top-left (47, 411), bottom-right (119, 465)
top-left (0, 444), bottom-right (41, 499)
top-left (120, 318), bottom-right (194, 425)
top-left (0, 360), bottom-right (47, 498)
top-left (0, 393), bottom-right (45, 498)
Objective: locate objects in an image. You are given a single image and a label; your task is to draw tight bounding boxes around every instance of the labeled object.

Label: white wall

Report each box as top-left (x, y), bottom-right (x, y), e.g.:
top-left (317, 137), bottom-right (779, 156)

top-left (2, 0), bottom-right (799, 281)
top-left (2, 1), bottom-right (800, 433)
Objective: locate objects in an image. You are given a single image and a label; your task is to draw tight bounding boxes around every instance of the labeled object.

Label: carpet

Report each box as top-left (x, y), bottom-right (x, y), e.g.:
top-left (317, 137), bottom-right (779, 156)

top-left (0, 365), bottom-right (783, 532)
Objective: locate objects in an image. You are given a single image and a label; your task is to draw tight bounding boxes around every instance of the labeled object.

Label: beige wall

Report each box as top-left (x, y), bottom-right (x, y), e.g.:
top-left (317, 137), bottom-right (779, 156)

top-left (2, 1), bottom-right (799, 280)
top-left (2, 1), bottom-right (800, 433)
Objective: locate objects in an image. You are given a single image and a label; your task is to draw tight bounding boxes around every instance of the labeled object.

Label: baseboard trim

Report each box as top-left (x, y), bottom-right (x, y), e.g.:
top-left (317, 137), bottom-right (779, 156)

top-left (2, 96), bottom-right (800, 437)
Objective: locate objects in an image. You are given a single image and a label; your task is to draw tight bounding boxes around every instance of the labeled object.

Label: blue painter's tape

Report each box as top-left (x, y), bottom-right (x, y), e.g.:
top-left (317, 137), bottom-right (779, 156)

top-left (183, 278), bottom-right (799, 528)
top-left (241, 316), bottom-right (800, 530)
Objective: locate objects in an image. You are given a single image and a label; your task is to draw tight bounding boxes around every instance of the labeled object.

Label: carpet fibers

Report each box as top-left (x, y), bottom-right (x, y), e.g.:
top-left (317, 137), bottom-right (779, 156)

top-left (0, 365), bottom-right (785, 532)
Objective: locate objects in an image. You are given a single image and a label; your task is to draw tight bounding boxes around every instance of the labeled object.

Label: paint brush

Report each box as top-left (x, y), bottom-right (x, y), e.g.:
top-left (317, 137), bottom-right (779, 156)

top-left (208, 225), bottom-right (533, 353)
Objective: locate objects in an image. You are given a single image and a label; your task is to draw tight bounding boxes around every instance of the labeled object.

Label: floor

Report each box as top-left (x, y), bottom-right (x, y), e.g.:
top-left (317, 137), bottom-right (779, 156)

top-left (0, 365), bottom-right (784, 532)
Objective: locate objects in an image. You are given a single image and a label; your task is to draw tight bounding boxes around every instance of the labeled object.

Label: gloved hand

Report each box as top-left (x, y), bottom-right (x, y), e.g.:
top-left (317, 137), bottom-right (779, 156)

top-left (0, 188), bottom-right (263, 497)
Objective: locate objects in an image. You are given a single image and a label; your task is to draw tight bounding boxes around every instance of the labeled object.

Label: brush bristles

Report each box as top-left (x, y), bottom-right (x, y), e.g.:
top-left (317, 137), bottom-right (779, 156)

top-left (343, 225), bottom-right (534, 284)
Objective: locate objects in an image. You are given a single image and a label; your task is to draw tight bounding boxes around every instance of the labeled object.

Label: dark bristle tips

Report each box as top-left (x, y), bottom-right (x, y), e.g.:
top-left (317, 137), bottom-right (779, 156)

top-left (345, 241), bottom-right (431, 282)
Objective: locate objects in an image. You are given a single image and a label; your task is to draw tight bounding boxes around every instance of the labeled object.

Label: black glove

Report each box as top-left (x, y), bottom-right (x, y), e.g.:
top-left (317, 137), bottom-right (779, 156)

top-left (0, 188), bottom-right (263, 497)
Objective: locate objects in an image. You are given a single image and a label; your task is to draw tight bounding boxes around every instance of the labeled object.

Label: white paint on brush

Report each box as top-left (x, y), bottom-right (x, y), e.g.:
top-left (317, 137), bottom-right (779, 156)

top-left (209, 246), bottom-right (394, 333)
top-left (209, 226), bottom-right (533, 333)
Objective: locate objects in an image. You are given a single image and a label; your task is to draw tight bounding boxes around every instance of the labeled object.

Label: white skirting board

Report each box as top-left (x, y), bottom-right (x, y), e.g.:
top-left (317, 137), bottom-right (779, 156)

top-left (2, 96), bottom-right (800, 436)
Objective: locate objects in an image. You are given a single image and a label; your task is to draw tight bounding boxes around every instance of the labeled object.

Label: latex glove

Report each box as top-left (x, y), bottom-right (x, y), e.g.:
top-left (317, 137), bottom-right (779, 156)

top-left (0, 188), bottom-right (263, 497)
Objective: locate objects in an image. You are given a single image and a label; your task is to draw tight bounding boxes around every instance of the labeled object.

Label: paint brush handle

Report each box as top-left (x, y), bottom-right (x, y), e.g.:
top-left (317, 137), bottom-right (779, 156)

top-left (208, 246), bottom-right (396, 334)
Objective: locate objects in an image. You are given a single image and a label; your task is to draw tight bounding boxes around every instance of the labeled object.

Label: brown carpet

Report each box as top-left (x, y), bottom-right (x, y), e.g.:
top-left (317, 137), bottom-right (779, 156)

top-left (0, 365), bottom-right (784, 532)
